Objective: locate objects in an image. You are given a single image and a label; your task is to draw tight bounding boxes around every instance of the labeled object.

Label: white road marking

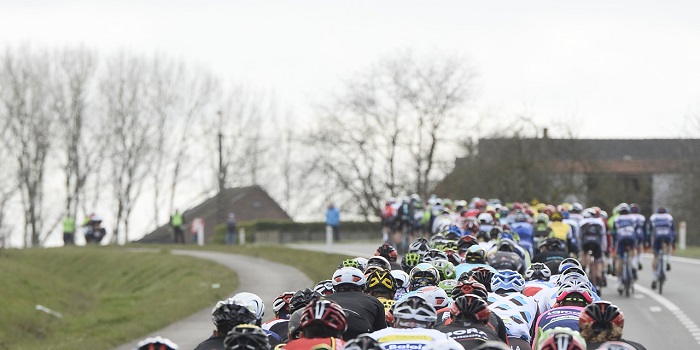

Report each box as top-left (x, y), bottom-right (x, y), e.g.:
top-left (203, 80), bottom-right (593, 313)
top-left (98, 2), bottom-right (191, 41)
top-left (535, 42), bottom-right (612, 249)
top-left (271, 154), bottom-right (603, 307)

top-left (649, 306), bottom-right (662, 312)
top-left (635, 283), bottom-right (700, 345)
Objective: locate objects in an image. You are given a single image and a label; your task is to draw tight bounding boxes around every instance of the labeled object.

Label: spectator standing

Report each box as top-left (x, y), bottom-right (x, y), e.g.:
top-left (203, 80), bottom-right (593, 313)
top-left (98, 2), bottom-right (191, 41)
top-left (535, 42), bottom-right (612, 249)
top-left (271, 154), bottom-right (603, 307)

top-left (326, 203), bottom-right (340, 242)
top-left (226, 212), bottom-right (237, 245)
top-left (170, 209), bottom-right (185, 244)
top-left (63, 214), bottom-right (76, 246)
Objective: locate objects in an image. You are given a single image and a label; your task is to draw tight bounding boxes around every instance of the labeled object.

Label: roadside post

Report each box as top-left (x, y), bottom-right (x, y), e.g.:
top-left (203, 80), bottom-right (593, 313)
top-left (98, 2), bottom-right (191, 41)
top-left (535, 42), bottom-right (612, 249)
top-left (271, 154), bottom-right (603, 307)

top-left (679, 221), bottom-right (686, 250)
top-left (326, 225), bottom-right (334, 254)
top-left (239, 227), bottom-right (246, 245)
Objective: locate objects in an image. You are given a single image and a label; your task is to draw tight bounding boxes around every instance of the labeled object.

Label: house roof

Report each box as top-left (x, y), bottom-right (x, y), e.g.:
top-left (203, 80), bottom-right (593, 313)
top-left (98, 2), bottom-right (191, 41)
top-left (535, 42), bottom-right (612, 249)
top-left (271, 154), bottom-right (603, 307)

top-left (139, 185), bottom-right (291, 243)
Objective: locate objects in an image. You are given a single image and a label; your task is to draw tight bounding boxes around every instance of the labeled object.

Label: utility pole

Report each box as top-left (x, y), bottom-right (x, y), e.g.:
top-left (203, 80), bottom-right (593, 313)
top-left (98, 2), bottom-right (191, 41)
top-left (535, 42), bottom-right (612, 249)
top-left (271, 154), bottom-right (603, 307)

top-left (218, 110), bottom-right (225, 226)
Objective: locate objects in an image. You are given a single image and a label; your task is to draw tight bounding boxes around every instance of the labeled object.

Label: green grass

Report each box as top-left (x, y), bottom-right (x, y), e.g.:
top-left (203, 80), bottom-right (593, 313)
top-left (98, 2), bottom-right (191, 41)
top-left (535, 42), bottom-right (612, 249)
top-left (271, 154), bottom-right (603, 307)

top-left (0, 246), bottom-right (237, 350)
top-left (673, 245), bottom-right (700, 259)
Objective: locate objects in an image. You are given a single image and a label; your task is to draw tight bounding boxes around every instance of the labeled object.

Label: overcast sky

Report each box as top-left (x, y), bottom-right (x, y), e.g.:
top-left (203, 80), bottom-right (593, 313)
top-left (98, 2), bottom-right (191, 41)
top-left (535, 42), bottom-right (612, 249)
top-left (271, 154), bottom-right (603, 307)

top-left (2, 0), bottom-right (700, 139)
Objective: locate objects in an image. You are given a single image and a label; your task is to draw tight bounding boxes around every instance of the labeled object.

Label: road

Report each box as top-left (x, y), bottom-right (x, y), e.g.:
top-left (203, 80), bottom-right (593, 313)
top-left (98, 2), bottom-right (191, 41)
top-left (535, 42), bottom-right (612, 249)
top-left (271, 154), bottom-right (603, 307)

top-left (112, 250), bottom-right (312, 350)
top-left (289, 241), bottom-right (700, 348)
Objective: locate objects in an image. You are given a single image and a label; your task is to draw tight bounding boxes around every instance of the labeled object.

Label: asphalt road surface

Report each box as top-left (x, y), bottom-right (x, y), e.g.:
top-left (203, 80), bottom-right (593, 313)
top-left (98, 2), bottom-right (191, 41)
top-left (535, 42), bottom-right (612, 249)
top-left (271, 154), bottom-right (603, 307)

top-left (112, 250), bottom-right (312, 350)
top-left (289, 241), bottom-right (700, 349)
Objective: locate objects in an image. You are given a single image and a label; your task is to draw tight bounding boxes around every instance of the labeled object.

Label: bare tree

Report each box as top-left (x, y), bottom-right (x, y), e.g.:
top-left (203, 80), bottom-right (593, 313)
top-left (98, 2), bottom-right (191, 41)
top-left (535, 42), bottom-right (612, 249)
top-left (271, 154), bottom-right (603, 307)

top-left (309, 52), bottom-right (476, 218)
top-left (99, 53), bottom-right (156, 244)
top-left (52, 47), bottom-right (98, 223)
top-left (0, 46), bottom-right (55, 246)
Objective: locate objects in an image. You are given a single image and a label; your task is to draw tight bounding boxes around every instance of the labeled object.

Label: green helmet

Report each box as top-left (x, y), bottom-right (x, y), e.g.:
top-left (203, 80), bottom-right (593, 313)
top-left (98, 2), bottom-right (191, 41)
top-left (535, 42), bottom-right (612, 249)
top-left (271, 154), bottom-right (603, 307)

top-left (401, 253), bottom-right (422, 273)
top-left (340, 259), bottom-right (359, 269)
top-left (431, 259), bottom-right (457, 280)
top-left (438, 279), bottom-right (459, 295)
top-left (534, 327), bottom-right (586, 350)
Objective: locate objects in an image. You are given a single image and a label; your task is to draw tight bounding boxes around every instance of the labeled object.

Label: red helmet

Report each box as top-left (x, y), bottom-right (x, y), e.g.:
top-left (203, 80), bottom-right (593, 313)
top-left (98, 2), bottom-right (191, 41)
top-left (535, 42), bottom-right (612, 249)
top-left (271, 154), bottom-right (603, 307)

top-left (450, 294), bottom-right (491, 324)
top-left (375, 243), bottom-right (399, 262)
top-left (579, 301), bottom-right (624, 331)
top-left (300, 299), bottom-right (348, 333)
top-left (451, 280), bottom-right (488, 300)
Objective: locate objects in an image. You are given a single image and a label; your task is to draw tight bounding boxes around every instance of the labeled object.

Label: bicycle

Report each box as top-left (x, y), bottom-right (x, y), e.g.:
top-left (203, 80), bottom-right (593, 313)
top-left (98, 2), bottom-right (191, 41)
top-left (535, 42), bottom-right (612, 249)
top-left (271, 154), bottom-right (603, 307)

top-left (655, 240), bottom-right (670, 294)
top-left (619, 245), bottom-right (634, 297)
top-left (584, 249), bottom-right (605, 297)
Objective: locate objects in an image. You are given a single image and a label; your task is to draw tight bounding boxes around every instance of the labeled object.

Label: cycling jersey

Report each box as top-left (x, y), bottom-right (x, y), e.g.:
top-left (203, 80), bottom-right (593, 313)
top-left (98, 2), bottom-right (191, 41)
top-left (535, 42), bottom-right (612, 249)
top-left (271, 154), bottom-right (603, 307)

top-left (486, 252), bottom-right (525, 275)
top-left (522, 280), bottom-right (555, 297)
top-left (531, 306), bottom-right (583, 346)
top-left (510, 221), bottom-right (534, 257)
top-left (368, 327), bottom-right (458, 349)
top-left (325, 291), bottom-right (387, 339)
top-left (262, 318), bottom-right (290, 342)
top-left (487, 293), bottom-right (538, 343)
top-left (531, 251), bottom-right (567, 273)
top-left (534, 286), bottom-right (600, 314)
top-left (436, 320), bottom-right (502, 349)
top-left (455, 262), bottom-right (497, 279)
top-left (578, 217), bottom-right (607, 258)
top-left (435, 308), bottom-right (509, 343)
top-left (614, 214), bottom-right (638, 256)
top-left (650, 212), bottom-right (675, 253)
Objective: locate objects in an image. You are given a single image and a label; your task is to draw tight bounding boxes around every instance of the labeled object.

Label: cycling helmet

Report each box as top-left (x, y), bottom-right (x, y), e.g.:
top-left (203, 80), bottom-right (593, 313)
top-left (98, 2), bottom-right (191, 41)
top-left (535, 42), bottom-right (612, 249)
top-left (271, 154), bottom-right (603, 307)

top-left (451, 280), bottom-right (489, 300)
top-left (464, 220), bottom-right (480, 234)
top-left (223, 324), bottom-right (271, 350)
top-left (332, 267), bottom-right (366, 288)
top-left (571, 203), bottom-right (584, 213)
top-left (443, 249), bottom-right (463, 266)
top-left (287, 309), bottom-right (303, 340)
top-left (629, 203), bottom-right (640, 214)
top-left (445, 224), bottom-right (464, 240)
top-left (617, 203), bottom-right (630, 215)
top-left (391, 270), bottom-right (410, 291)
top-left (409, 263), bottom-right (440, 289)
top-left (272, 291), bottom-right (295, 318)
top-left (422, 249), bottom-right (449, 263)
top-left (430, 259), bottom-right (457, 280)
top-left (438, 279), bottom-right (459, 295)
top-left (450, 294), bottom-right (491, 324)
top-left (593, 341), bottom-right (636, 350)
top-left (536, 213), bottom-right (550, 224)
top-left (416, 285), bottom-right (450, 309)
top-left (289, 288), bottom-right (322, 314)
top-left (539, 237), bottom-right (566, 253)
top-left (475, 199), bottom-right (488, 210)
top-left (657, 206), bottom-right (668, 214)
top-left (478, 212), bottom-right (494, 224)
top-left (355, 257), bottom-right (369, 271)
top-left (558, 258), bottom-right (583, 274)
top-left (212, 298), bottom-right (258, 331)
top-left (514, 211), bottom-right (529, 222)
top-left (344, 334), bottom-right (383, 350)
top-left (375, 243), bottom-right (398, 262)
top-left (135, 336), bottom-right (178, 350)
top-left (401, 253), bottom-right (422, 273)
top-left (409, 238), bottom-right (431, 256)
top-left (365, 268), bottom-right (397, 293)
top-left (496, 238), bottom-right (516, 252)
top-left (582, 208), bottom-right (595, 218)
top-left (367, 256), bottom-right (391, 271)
top-left (467, 267), bottom-right (495, 292)
top-left (535, 327), bottom-right (586, 350)
top-left (233, 292), bottom-right (264, 323)
top-left (464, 244), bottom-right (487, 264)
top-left (314, 279), bottom-right (335, 296)
top-left (579, 301), bottom-right (624, 331)
top-left (560, 266), bottom-right (588, 280)
top-left (550, 211), bottom-right (563, 221)
top-left (457, 234), bottom-right (478, 250)
top-left (422, 339), bottom-right (464, 350)
top-left (392, 295), bottom-right (438, 328)
top-left (491, 269), bottom-right (525, 293)
top-left (299, 299), bottom-right (348, 334)
top-left (473, 342), bottom-right (511, 350)
top-left (555, 284), bottom-right (594, 307)
top-left (340, 258), bottom-right (360, 269)
top-left (441, 240), bottom-right (459, 252)
top-left (526, 263), bottom-right (552, 281)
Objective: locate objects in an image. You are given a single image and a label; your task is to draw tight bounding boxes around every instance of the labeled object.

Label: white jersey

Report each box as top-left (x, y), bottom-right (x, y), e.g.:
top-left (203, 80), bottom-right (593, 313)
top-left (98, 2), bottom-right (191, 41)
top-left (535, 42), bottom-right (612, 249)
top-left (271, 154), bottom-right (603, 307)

top-left (534, 283), bottom-right (602, 314)
top-left (487, 292), bottom-right (538, 342)
top-left (649, 213), bottom-right (674, 238)
top-left (578, 217), bottom-right (607, 252)
top-left (368, 327), bottom-right (458, 349)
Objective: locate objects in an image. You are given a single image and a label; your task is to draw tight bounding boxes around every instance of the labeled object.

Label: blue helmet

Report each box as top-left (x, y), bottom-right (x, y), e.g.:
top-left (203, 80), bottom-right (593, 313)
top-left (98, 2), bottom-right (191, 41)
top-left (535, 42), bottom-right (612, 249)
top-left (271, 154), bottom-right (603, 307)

top-left (446, 224), bottom-right (464, 239)
top-left (491, 269), bottom-right (525, 293)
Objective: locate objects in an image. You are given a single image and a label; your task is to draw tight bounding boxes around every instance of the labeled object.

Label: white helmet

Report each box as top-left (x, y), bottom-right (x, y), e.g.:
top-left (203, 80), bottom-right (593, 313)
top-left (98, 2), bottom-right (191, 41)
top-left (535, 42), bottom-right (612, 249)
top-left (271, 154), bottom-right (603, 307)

top-left (332, 267), bottom-right (366, 287)
top-left (417, 286), bottom-right (451, 309)
top-left (392, 295), bottom-right (437, 328)
top-left (354, 257), bottom-right (368, 271)
top-left (477, 212), bottom-right (493, 225)
top-left (391, 270), bottom-right (410, 290)
top-left (233, 292), bottom-right (265, 321)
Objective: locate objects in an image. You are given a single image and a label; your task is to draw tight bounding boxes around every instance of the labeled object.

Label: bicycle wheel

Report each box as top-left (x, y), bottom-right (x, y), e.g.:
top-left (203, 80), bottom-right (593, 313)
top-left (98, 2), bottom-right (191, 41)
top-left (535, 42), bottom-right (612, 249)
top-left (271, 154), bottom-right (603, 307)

top-left (658, 254), bottom-right (665, 295)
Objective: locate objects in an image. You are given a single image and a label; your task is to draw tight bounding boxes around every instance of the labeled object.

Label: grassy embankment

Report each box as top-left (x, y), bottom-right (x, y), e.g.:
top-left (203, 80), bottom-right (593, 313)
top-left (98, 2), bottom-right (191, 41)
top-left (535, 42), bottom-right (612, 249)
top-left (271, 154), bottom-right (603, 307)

top-left (0, 246), bottom-right (237, 350)
top-left (672, 245), bottom-right (700, 259)
top-left (1, 243), bottom-right (354, 350)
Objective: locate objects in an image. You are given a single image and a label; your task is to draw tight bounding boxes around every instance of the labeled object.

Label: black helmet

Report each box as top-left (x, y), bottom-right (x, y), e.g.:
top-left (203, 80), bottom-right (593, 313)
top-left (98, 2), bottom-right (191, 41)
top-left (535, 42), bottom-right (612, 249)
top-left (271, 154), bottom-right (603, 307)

top-left (450, 294), bottom-right (491, 324)
top-left (223, 324), bottom-right (271, 350)
top-left (212, 298), bottom-right (258, 332)
top-left (289, 288), bottom-right (321, 314)
top-left (344, 334), bottom-right (383, 350)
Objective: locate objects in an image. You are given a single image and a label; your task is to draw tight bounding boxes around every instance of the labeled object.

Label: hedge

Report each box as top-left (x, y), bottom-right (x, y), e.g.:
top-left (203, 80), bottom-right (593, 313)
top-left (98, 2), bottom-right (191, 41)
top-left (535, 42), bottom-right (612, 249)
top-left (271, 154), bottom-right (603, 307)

top-left (212, 220), bottom-right (380, 244)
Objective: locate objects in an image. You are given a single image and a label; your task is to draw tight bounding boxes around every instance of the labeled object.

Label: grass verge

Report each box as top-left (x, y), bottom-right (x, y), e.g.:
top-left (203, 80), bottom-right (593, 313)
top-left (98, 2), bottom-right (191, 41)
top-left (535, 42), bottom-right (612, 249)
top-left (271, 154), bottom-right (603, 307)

top-left (672, 245), bottom-right (700, 259)
top-left (0, 246), bottom-right (237, 350)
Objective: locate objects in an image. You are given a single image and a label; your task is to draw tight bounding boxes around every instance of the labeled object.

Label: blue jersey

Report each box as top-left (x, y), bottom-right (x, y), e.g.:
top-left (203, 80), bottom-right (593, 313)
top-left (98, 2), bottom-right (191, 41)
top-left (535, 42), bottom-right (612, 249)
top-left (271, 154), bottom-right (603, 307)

top-left (532, 306), bottom-right (583, 345)
top-left (614, 214), bottom-right (638, 241)
top-left (650, 213), bottom-right (675, 239)
top-left (510, 222), bottom-right (534, 256)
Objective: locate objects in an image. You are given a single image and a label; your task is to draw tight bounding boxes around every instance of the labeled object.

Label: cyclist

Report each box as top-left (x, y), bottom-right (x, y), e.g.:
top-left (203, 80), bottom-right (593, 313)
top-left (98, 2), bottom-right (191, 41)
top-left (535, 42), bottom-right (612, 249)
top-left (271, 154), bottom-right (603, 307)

top-left (343, 334), bottom-right (383, 350)
top-left (364, 268), bottom-right (397, 322)
top-left (314, 279), bottom-right (335, 296)
top-left (262, 291), bottom-right (295, 342)
top-left (649, 206), bottom-right (675, 290)
top-left (612, 204), bottom-right (639, 294)
top-left (487, 269), bottom-right (538, 349)
top-left (195, 297), bottom-right (267, 350)
top-left (578, 301), bottom-right (647, 349)
top-left (531, 280), bottom-right (594, 345)
top-left (578, 208), bottom-right (608, 292)
top-left (549, 211), bottom-right (579, 255)
top-left (280, 299), bottom-right (347, 350)
top-left (523, 263), bottom-right (554, 297)
top-left (367, 295), bottom-right (461, 348)
top-left (486, 239), bottom-right (525, 275)
top-left (223, 324), bottom-right (271, 350)
top-left (374, 243), bottom-right (402, 270)
top-left (390, 270), bottom-right (410, 300)
top-left (456, 245), bottom-right (496, 279)
top-left (509, 211), bottom-right (534, 257)
top-left (400, 252), bottom-right (422, 274)
top-left (436, 294), bottom-right (503, 349)
top-left (135, 336), bottom-right (178, 350)
top-left (325, 267), bottom-right (387, 339)
top-left (408, 263), bottom-right (441, 291)
top-left (629, 203), bottom-right (647, 271)
top-left (532, 237), bottom-right (569, 273)
top-left (533, 213), bottom-right (553, 250)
